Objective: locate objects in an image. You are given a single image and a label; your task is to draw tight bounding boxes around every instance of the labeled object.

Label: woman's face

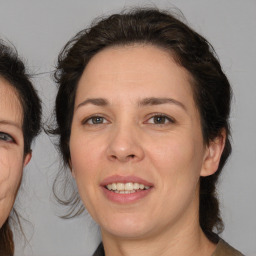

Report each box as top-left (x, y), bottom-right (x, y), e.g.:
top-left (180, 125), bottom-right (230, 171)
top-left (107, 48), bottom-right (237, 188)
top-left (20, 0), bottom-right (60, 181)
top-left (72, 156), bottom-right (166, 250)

top-left (70, 45), bottom-right (223, 240)
top-left (0, 78), bottom-right (30, 227)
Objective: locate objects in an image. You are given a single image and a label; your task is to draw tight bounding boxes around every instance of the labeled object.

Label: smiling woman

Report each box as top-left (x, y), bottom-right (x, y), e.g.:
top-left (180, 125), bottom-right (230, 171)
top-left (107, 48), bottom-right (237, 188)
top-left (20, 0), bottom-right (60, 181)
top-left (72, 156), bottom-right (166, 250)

top-left (52, 8), bottom-right (243, 256)
top-left (0, 42), bottom-right (41, 256)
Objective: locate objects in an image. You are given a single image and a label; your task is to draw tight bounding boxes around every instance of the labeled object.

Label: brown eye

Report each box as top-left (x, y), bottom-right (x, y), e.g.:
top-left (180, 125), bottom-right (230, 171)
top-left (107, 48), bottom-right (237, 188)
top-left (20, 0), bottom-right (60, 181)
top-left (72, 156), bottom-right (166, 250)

top-left (147, 115), bottom-right (174, 125)
top-left (91, 117), bottom-right (104, 124)
top-left (153, 116), bottom-right (167, 124)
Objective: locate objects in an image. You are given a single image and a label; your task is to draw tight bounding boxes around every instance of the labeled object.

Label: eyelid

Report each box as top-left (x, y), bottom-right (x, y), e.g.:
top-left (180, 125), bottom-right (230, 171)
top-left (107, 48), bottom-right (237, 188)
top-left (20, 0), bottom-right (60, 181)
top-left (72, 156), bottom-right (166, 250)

top-left (0, 132), bottom-right (15, 143)
top-left (82, 114), bottom-right (110, 125)
top-left (144, 113), bottom-right (175, 124)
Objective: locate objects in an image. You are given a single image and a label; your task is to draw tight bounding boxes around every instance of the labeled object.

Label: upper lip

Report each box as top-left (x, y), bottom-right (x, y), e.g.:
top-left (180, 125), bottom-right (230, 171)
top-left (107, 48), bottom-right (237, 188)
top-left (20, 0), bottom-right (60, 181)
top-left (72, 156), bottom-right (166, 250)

top-left (101, 175), bottom-right (153, 187)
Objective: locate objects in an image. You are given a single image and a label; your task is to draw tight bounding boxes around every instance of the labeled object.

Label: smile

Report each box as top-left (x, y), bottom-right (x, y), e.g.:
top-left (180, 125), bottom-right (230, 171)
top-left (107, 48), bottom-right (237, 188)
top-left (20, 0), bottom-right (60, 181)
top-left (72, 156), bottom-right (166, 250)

top-left (101, 175), bottom-right (153, 203)
top-left (105, 182), bottom-right (151, 194)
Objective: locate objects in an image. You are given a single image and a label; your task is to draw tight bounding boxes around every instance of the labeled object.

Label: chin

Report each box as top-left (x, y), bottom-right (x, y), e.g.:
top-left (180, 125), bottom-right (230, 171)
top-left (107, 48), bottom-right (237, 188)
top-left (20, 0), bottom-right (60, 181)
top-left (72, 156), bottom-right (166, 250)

top-left (99, 214), bottom-right (154, 239)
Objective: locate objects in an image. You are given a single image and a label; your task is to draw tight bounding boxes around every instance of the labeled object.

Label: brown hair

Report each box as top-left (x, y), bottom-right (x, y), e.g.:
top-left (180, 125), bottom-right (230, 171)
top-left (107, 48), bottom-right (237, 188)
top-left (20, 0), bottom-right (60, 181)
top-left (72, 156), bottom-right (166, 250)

top-left (52, 8), bottom-right (231, 242)
top-left (0, 41), bottom-right (41, 255)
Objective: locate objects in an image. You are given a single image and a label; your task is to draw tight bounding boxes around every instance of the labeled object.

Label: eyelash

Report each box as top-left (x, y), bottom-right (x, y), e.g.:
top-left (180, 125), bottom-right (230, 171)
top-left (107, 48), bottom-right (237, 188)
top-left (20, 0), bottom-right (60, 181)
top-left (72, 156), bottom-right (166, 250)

top-left (0, 132), bottom-right (15, 143)
top-left (82, 113), bottom-right (175, 126)
top-left (82, 115), bottom-right (109, 125)
top-left (145, 114), bottom-right (175, 125)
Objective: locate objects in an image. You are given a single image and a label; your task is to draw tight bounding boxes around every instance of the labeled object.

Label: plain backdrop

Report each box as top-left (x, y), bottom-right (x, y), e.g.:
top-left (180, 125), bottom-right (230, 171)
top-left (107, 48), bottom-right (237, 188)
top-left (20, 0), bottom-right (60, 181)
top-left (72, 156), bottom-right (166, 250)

top-left (0, 0), bottom-right (255, 255)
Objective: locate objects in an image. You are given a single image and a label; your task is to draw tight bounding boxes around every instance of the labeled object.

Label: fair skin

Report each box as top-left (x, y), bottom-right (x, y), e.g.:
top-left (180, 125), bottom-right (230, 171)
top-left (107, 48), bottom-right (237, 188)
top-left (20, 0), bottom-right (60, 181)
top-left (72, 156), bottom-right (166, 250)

top-left (70, 45), bottom-right (225, 256)
top-left (0, 77), bottom-right (31, 227)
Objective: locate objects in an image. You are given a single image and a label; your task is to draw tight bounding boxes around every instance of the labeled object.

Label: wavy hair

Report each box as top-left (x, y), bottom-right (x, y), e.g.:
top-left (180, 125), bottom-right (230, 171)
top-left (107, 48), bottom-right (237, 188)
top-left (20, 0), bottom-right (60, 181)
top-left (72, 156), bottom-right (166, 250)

top-left (0, 41), bottom-right (41, 256)
top-left (52, 8), bottom-right (232, 243)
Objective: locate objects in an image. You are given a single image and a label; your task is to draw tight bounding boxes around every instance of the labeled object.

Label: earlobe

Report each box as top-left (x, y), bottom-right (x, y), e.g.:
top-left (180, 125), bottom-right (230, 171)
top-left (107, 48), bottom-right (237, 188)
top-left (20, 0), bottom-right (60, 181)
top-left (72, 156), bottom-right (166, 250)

top-left (23, 151), bottom-right (32, 167)
top-left (200, 130), bottom-right (226, 177)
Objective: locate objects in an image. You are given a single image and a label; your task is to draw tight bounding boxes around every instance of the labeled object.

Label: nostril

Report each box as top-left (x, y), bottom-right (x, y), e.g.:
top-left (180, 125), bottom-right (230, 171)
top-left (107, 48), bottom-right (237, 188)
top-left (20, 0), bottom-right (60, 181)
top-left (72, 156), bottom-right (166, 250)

top-left (110, 154), bottom-right (135, 161)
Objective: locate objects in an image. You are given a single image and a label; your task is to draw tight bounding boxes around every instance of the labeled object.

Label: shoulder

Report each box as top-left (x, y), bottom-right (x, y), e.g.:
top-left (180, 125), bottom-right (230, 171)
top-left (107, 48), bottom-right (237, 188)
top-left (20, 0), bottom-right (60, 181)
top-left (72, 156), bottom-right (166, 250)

top-left (212, 239), bottom-right (244, 256)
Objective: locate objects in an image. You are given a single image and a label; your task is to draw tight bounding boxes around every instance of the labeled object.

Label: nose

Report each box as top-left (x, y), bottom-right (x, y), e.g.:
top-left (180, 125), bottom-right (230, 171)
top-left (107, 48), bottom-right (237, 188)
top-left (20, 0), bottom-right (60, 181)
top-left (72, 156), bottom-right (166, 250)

top-left (106, 124), bottom-right (145, 163)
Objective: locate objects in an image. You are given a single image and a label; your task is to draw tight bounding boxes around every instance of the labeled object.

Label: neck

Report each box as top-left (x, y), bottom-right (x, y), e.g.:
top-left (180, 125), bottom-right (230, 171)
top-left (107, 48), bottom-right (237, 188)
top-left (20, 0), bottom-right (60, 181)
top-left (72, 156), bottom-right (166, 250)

top-left (101, 195), bottom-right (216, 256)
top-left (102, 226), bottom-right (216, 256)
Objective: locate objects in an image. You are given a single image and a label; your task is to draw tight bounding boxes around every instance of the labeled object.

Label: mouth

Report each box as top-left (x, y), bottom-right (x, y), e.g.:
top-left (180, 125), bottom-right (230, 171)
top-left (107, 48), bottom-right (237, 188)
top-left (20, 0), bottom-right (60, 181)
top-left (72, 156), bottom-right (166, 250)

top-left (101, 175), bottom-right (153, 203)
top-left (105, 182), bottom-right (151, 194)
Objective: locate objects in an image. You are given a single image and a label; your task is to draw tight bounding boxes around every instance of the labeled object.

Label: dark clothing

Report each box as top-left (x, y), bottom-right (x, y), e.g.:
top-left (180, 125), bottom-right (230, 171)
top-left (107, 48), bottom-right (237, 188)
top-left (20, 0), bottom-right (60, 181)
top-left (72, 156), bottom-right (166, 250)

top-left (212, 239), bottom-right (244, 256)
top-left (93, 243), bottom-right (104, 256)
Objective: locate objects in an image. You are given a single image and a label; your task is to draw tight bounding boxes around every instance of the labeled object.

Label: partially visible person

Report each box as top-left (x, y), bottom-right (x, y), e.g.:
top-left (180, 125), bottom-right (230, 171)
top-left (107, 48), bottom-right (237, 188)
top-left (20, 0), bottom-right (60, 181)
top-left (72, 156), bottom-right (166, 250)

top-left (52, 8), bottom-right (243, 256)
top-left (0, 41), bottom-right (41, 256)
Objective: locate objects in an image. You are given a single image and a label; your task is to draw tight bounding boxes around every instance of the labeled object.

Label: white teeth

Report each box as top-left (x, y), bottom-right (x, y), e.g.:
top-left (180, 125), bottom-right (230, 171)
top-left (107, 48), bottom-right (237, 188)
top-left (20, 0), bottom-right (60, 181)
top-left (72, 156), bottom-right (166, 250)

top-left (133, 183), bottom-right (140, 190)
top-left (124, 182), bottom-right (133, 191)
top-left (113, 190), bottom-right (136, 194)
top-left (139, 184), bottom-right (144, 190)
top-left (105, 182), bottom-right (151, 192)
top-left (116, 183), bottom-right (124, 190)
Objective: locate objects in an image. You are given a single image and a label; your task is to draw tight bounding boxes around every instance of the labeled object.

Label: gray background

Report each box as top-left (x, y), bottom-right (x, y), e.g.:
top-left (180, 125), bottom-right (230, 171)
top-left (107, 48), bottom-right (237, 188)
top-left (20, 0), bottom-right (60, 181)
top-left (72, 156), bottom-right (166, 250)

top-left (0, 0), bottom-right (255, 255)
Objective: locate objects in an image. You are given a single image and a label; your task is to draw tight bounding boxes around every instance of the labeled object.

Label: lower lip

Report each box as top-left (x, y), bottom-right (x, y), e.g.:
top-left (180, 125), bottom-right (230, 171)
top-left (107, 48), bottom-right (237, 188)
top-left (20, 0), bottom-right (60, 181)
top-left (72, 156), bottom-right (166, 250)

top-left (101, 187), bottom-right (152, 204)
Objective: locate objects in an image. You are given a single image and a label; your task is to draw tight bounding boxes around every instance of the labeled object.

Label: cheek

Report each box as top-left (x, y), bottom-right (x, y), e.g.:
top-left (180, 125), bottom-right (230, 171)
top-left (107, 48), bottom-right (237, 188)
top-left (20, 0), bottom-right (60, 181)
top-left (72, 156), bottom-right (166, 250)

top-left (0, 147), bottom-right (23, 200)
top-left (69, 131), bottom-right (105, 215)
top-left (144, 135), bottom-right (204, 221)
top-left (146, 132), bottom-right (204, 188)
top-left (69, 131), bottom-right (105, 180)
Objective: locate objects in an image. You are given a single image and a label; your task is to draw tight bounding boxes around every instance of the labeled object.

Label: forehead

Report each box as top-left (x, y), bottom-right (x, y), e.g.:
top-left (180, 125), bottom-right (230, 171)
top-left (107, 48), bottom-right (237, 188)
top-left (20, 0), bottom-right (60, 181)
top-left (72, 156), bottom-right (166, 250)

top-left (76, 44), bottom-right (195, 107)
top-left (0, 77), bottom-right (23, 128)
top-left (83, 44), bottom-right (189, 81)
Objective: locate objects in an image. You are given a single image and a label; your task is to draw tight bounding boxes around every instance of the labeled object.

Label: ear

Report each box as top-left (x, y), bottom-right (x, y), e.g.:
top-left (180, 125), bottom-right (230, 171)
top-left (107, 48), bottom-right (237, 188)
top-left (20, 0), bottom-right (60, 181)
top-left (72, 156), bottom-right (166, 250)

top-left (23, 151), bottom-right (32, 167)
top-left (68, 159), bottom-right (76, 178)
top-left (200, 130), bottom-right (226, 177)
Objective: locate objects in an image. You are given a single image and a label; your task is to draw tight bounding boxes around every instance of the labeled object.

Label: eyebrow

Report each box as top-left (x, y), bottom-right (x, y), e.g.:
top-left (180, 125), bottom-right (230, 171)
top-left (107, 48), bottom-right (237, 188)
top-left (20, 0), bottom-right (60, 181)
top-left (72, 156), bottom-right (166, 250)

top-left (76, 97), bottom-right (186, 111)
top-left (0, 120), bottom-right (22, 129)
top-left (138, 97), bottom-right (186, 111)
top-left (76, 98), bottom-right (109, 109)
